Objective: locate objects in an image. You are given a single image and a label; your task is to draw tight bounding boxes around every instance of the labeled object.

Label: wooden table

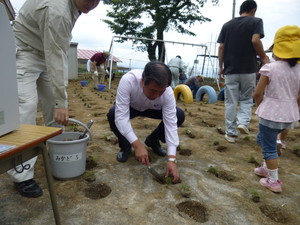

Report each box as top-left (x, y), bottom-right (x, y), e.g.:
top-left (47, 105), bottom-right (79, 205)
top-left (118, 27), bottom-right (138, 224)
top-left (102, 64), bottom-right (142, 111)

top-left (0, 124), bottom-right (62, 225)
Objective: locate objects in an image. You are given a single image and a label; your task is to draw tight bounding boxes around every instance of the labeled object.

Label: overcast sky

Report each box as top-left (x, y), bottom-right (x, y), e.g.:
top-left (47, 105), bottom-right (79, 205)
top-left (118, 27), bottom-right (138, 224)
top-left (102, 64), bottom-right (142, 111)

top-left (10, 0), bottom-right (300, 73)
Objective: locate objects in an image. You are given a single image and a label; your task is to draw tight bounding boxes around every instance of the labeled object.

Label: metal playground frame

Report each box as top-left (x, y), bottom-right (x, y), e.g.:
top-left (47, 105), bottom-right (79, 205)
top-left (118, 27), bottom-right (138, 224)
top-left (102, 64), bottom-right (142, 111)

top-left (107, 35), bottom-right (220, 90)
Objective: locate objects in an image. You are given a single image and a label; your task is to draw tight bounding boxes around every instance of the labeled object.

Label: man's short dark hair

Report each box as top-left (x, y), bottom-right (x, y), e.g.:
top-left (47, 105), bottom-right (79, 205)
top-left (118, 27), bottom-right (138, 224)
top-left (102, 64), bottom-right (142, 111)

top-left (142, 61), bottom-right (172, 87)
top-left (239, 0), bottom-right (257, 15)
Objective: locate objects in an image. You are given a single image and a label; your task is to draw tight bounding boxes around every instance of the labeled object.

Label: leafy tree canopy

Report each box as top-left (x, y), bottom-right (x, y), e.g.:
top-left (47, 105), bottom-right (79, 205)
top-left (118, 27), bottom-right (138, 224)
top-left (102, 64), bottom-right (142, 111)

top-left (103, 0), bottom-right (219, 61)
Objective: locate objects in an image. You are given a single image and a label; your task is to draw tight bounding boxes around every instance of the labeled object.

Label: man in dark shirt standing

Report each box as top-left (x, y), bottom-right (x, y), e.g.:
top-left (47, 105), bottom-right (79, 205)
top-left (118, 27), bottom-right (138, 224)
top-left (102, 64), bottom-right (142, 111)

top-left (217, 0), bottom-right (269, 143)
top-left (87, 51), bottom-right (109, 89)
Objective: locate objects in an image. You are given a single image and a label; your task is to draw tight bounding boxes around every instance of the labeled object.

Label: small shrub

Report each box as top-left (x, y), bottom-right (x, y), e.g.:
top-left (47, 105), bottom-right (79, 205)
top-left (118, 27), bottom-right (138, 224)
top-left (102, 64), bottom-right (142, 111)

top-left (213, 140), bottom-right (219, 146)
top-left (292, 146), bottom-right (300, 157)
top-left (248, 155), bottom-right (258, 164)
top-left (208, 166), bottom-right (218, 176)
top-left (181, 184), bottom-right (191, 191)
top-left (163, 176), bottom-right (173, 185)
top-left (243, 136), bottom-right (251, 141)
top-left (247, 188), bottom-right (262, 202)
top-left (292, 146), bottom-right (300, 151)
top-left (185, 129), bottom-right (195, 138)
top-left (180, 184), bottom-right (192, 198)
top-left (83, 171), bottom-right (96, 178)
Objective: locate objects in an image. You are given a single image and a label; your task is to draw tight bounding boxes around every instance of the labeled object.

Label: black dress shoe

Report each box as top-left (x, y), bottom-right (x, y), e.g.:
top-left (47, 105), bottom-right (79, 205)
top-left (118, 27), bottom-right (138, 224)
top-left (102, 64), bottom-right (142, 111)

top-left (116, 147), bottom-right (131, 163)
top-left (15, 179), bottom-right (43, 198)
top-left (145, 137), bottom-right (166, 157)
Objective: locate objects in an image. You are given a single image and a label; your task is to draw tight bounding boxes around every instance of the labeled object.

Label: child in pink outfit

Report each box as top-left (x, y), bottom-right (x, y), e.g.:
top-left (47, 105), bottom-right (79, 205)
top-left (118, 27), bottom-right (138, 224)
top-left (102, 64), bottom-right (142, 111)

top-left (277, 94), bottom-right (300, 154)
top-left (253, 25), bottom-right (300, 193)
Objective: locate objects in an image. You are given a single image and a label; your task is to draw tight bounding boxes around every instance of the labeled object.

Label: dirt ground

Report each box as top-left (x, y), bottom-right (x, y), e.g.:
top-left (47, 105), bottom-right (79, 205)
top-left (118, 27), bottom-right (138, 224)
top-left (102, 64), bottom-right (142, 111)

top-left (1, 75), bottom-right (300, 225)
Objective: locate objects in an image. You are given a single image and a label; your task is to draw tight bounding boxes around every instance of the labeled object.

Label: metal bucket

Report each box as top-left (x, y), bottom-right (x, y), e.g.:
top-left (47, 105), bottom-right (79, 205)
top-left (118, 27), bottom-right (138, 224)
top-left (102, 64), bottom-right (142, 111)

top-left (47, 119), bottom-right (92, 179)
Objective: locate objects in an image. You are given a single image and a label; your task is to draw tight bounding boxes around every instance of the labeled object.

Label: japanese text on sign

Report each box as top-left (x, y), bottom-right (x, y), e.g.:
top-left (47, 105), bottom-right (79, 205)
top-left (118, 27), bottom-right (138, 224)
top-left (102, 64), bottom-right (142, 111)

top-left (53, 153), bottom-right (82, 162)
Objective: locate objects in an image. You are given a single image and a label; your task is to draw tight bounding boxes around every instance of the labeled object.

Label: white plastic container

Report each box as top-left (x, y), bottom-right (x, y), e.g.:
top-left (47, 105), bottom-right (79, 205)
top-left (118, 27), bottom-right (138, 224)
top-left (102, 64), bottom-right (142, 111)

top-left (47, 119), bottom-right (91, 179)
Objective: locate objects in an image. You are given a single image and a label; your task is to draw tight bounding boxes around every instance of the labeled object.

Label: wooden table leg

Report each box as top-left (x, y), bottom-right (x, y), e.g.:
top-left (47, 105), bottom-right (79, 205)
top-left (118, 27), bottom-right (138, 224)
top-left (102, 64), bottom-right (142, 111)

top-left (40, 143), bottom-right (61, 225)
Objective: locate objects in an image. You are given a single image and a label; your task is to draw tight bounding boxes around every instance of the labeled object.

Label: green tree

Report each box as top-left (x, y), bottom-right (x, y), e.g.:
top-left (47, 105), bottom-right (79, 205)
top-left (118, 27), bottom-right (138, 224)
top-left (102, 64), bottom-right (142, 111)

top-left (103, 0), bottom-right (219, 62)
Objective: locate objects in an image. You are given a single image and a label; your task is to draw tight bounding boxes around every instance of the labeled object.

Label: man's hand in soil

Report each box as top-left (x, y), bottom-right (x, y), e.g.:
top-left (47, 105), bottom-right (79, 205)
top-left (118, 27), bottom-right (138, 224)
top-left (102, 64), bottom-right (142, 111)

top-left (132, 140), bottom-right (150, 166)
top-left (165, 162), bottom-right (180, 183)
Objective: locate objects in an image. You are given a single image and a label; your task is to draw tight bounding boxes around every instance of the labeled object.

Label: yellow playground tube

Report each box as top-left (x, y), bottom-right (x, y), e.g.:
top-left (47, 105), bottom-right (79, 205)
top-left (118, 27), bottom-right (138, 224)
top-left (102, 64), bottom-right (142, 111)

top-left (173, 84), bottom-right (193, 103)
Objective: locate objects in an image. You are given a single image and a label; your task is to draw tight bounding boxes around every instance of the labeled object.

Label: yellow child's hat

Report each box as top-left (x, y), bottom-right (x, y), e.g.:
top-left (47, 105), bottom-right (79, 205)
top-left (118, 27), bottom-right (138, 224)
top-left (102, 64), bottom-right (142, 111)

top-left (272, 25), bottom-right (300, 59)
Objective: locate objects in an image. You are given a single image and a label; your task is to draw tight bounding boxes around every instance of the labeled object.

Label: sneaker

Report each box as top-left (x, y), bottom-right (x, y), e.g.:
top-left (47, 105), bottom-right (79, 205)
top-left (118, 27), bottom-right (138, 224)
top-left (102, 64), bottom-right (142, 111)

top-left (237, 124), bottom-right (250, 135)
top-left (259, 178), bottom-right (282, 193)
top-left (254, 166), bottom-right (269, 177)
top-left (116, 147), bottom-right (132, 163)
top-left (15, 179), bottom-right (43, 198)
top-left (224, 134), bottom-right (236, 143)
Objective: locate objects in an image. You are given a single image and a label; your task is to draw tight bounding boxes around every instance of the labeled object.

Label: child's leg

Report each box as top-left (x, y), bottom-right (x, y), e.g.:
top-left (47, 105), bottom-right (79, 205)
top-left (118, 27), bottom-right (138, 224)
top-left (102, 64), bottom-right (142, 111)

top-left (255, 124), bottom-right (278, 178)
top-left (257, 124), bottom-right (282, 192)
top-left (279, 129), bottom-right (289, 141)
top-left (265, 158), bottom-right (279, 182)
top-left (277, 129), bottom-right (288, 155)
top-left (277, 129), bottom-right (288, 148)
top-left (258, 124), bottom-right (279, 162)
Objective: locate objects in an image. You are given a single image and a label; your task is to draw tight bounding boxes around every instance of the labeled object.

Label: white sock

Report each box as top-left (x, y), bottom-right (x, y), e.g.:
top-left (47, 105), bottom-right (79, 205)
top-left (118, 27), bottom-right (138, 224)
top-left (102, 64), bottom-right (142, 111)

top-left (267, 168), bottom-right (279, 183)
top-left (262, 160), bottom-right (267, 169)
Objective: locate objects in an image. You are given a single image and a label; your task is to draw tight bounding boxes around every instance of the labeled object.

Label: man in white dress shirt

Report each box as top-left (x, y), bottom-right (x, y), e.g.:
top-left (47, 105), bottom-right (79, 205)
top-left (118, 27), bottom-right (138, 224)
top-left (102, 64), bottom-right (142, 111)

top-left (107, 61), bottom-right (185, 182)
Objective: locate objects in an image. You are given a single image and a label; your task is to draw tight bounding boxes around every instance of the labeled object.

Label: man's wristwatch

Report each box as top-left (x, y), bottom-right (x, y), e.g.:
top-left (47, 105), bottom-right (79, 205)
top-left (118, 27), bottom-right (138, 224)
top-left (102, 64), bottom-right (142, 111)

top-left (167, 158), bottom-right (177, 164)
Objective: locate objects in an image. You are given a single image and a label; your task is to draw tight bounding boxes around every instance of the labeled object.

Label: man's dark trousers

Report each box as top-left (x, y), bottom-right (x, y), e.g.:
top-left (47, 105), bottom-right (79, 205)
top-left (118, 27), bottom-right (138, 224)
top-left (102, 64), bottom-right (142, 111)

top-left (107, 105), bottom-right (185, 150)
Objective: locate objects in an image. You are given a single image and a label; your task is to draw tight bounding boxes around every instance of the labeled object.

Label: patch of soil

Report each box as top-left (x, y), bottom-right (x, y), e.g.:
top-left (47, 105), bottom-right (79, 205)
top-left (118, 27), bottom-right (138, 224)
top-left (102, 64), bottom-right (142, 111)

top-left (178, 148), bottom-right (192, 156)
top-left (293, 150), bottom-right (300, 158)
top-left (180, 185), bottom-right (192, 198)
top-left (83, 171), bottom-right (96, 182)
top-left (216, 145), bottom-right (227, 152)
top-left (3, 76), bottom-right (299, 224)
top-left (89, 145), bottom-right (102, 152)
top-left (259, 204), bottom-right (290, 223)
top-left (93, 112), bottom-right (105, 116)
top-left (185, 129), bottom-right (196, 138)
top-left (216, 127), bottom-right (226, 135)
top-left (105, 135), bottom-right (119, 145)
top-left (60, 79), bottom-right (300, 224)
top-left (176, 200), bottom-right (209, 223)
top-left (246, 189), bottom-right (262, 203)
top-left (208, 167), bottom-right (237, 182)
top-left (84, 182), bottom-right (112, 200)
top-left (217, 170), bottom-right (237, 182)
top-left (160, 175), bottom-right (181, 184)
top-left (86, 155), bottom-right (98, 170)
top-left (248, 156), bottom-right (261, 167)
top-left (200, 119), bottom-right (216, 127)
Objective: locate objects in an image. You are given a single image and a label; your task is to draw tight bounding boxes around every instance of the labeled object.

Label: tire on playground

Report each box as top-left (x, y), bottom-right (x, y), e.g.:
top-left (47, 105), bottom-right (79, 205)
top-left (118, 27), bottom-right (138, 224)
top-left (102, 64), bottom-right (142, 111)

top-left (217, 88), bottom-right (225, 101)
top-left (195, 85), bottom-right (217, 103)
top-left (173, 84), bottom-right (193, 103)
